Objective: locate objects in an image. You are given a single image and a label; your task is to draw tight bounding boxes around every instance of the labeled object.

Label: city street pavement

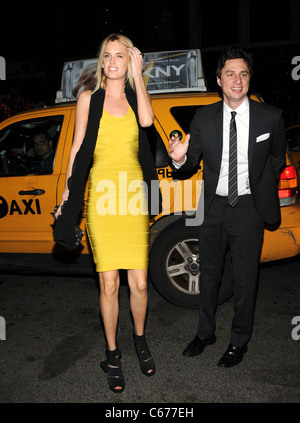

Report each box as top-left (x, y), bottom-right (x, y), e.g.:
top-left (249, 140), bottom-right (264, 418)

top-left (0, 255), bottom-right (299, 405)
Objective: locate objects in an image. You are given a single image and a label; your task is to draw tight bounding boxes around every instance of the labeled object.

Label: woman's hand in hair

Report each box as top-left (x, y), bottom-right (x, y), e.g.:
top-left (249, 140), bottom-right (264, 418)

top-left (128, 47), bottom-right (144, 80)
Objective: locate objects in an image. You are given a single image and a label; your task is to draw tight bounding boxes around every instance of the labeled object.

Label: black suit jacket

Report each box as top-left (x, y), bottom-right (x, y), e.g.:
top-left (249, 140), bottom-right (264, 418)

top-left (178, 98), bottom-right (286, 224)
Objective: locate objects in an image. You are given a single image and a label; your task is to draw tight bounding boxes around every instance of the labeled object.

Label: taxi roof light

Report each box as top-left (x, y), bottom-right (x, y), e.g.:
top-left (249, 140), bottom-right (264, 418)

top-left (55, 50), bottom-right (208, 103)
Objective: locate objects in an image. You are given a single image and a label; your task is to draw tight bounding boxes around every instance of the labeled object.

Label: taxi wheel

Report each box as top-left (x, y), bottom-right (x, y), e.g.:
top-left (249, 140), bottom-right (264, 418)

top-left (149, 220), bottom-right (233, 309)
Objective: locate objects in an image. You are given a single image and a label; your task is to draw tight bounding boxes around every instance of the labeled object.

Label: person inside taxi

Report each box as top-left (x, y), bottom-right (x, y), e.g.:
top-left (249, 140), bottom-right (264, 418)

top-left (32, 131), bottom-right (55, 173)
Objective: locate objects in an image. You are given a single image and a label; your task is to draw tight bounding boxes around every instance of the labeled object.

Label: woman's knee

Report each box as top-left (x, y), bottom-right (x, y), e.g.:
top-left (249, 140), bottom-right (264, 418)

top-left (99, 272), bottom-right (119, 298)
top-left (128, 272), bottom-right (148, 296)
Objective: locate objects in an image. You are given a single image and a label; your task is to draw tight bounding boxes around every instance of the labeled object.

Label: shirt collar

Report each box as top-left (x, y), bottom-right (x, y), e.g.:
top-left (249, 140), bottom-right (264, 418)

top-left (223, 96), bottom-right (249, 116)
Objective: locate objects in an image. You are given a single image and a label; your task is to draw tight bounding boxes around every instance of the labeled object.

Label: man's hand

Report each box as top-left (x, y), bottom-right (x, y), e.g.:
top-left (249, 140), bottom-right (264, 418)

top-left (168, 133), bottom-right (190, 163)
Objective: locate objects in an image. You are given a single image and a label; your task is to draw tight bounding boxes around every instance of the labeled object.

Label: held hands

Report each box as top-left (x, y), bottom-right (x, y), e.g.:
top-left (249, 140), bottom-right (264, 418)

top-left (168, 133), bottom-right (190, 164)
top-left (127, 47), bottom-right (144, 80)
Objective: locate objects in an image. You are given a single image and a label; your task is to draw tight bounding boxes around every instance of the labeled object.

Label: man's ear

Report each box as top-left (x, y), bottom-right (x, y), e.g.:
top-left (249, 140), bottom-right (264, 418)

top-left (217, 77), bottom-right (221, 87)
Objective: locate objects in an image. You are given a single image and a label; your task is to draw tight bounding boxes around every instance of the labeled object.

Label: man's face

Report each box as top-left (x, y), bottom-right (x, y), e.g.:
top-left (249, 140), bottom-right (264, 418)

top-left (33, 134), bottom-right (52, 160)
top-left (217, 58), bottom-right (250, 109)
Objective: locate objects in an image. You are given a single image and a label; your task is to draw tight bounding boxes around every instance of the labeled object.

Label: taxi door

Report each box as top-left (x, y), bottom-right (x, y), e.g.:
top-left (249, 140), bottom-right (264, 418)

top-left (0, 108), bottom-right (73, 254)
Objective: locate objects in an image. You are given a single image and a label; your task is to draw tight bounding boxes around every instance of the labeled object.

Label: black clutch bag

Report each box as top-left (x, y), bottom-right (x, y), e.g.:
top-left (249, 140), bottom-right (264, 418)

top-left (52, 205), bottom-right (84, 250)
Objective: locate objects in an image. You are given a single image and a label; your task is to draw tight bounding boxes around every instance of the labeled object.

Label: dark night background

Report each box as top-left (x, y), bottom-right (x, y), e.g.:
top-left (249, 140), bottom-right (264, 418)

top-left (1, 0), bottom-right (300, 127)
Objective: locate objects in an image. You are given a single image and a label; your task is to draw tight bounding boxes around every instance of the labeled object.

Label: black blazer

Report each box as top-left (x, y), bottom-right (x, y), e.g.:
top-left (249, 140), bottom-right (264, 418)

top-left (178, 98), bottom-right (286, 224)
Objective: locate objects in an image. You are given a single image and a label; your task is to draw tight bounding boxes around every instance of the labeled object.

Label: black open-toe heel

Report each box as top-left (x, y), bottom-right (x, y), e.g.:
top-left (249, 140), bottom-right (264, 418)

top-left (100, 348), bottom-right (125, 393)
top-left (134, 333), bottom-right (155, 376)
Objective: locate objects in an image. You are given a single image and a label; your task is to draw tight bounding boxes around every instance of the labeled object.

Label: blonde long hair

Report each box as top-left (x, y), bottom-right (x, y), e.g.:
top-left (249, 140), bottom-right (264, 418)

top-left (94, 33), bottom-right (135, 91)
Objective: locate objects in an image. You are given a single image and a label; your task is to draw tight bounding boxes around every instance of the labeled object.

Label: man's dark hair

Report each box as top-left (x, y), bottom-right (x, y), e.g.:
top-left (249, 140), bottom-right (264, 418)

top-left (32, 130), bottom-right (51, 142)
top-left (216, 46), bottom-right (253, 79)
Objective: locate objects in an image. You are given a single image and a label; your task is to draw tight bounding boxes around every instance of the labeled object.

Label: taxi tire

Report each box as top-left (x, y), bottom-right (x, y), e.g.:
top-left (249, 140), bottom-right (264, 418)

top-left (149, 220), bottom-right (233, 309)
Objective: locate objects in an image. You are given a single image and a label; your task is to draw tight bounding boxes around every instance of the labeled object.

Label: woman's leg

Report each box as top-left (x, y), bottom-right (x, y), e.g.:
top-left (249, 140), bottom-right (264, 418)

top-left (99, 270), bottom-right (125, 392)
top-left (128, 269), bottom-right (155, 376)
top-left (127, 269), bottom-right (148, 335)
top-left (99, 270), bottom-right (120, 350)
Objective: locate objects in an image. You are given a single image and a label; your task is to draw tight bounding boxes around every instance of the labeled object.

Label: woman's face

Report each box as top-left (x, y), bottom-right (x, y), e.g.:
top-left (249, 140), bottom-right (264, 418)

top-left (102, 40), bottom-right (129, 82)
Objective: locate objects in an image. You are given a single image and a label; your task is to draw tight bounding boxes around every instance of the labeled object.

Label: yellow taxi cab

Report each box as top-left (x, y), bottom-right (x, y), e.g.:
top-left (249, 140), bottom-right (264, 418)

top-left (0, 50), bottom-right (299, 308)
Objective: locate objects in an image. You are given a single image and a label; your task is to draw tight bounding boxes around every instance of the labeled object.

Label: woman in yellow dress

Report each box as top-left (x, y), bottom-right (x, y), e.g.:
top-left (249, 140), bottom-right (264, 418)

top-left (54, 34), bottom-right (158, 393)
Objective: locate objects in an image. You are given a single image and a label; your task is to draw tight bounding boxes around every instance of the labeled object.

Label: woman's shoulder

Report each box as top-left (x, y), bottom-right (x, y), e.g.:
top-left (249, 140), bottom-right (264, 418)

top-left (76, 90), bottom-right (92, 113)
top-left (78, 89), bottom-right (92, 102)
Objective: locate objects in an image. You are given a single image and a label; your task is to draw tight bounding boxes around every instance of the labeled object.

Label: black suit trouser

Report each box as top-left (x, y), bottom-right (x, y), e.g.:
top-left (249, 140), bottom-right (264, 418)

top-left (197, 194), bottom-right (264, 347)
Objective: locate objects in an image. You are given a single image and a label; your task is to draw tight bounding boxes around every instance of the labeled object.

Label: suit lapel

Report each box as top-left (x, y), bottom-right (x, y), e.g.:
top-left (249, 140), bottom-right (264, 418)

top-left (248, 98), bottom-right (258, 168)
top-left (215, 101), bottom-right (224, 172)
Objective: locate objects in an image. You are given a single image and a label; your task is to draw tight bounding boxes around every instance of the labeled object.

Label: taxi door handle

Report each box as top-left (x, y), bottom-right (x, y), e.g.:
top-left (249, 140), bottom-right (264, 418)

top-left (18, 189), bottom-right (45, 196)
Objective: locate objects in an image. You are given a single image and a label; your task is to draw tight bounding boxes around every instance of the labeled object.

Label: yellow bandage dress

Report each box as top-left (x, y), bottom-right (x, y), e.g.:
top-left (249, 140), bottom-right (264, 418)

top-left (86, 106), bottom-right (149, 272)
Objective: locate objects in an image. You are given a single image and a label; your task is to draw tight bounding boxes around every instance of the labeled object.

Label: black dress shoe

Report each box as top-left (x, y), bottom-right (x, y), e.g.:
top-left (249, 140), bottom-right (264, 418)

top-left (217, 343), bottom-right (247, 367)
top-left (182, 334), bottom-right (216, 357)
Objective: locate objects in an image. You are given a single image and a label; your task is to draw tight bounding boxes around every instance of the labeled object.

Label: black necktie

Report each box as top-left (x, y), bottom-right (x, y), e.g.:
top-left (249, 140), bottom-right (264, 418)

top-left (228, 111), bottom-right (238, 207)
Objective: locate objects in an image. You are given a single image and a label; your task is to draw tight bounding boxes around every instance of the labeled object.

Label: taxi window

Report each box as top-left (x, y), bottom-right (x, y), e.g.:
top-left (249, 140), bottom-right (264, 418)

top-left (0, 115), bottom-right (64, 176)
top-left (170, 105), bottom-right (200, 134)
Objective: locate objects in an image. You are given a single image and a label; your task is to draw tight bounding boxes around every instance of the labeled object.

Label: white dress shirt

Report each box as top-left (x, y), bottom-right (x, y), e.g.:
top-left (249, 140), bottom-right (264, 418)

top-left (216, 97), bottom-right (251, 196)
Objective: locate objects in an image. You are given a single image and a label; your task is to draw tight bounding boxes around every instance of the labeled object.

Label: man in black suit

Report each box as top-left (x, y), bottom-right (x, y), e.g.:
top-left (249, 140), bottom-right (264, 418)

top-left (169, 47), bottom-right (286, 367)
